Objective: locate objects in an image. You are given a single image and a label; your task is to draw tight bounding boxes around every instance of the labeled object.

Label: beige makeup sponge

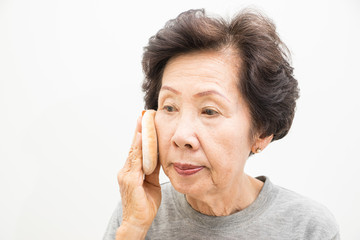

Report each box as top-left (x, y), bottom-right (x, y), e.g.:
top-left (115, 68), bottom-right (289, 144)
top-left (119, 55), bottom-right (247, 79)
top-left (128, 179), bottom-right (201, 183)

top-left (141, 110), bottom-right (158, 175)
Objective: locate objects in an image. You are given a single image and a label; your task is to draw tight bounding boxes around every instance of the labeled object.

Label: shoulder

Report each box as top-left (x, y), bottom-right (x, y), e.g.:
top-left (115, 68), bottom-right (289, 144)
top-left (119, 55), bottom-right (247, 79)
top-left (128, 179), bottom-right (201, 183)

top-left (270, 182), bottom-right (339, 239)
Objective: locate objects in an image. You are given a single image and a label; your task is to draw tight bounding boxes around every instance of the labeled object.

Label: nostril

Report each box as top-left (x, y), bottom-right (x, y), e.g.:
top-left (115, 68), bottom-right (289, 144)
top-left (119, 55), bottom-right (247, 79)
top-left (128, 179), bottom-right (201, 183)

top-left (185, 144), bottom-right (192, 149)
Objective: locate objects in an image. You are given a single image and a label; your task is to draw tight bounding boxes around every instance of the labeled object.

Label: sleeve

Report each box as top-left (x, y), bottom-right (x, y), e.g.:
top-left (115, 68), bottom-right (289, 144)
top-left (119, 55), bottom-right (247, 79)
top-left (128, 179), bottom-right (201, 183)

top-left (103, 201), bottom-right (123, 240)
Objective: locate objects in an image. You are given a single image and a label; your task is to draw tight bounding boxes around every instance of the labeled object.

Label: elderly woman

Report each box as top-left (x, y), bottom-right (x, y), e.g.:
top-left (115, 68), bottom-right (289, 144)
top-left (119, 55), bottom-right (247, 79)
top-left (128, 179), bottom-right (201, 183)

top-left (104, 9), bottom-right (339, 240)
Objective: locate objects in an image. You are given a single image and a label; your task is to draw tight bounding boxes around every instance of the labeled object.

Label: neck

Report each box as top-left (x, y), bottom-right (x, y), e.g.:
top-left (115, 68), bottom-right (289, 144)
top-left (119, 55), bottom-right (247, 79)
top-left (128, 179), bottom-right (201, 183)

top-left (185, 174), bottom-right (263, 216)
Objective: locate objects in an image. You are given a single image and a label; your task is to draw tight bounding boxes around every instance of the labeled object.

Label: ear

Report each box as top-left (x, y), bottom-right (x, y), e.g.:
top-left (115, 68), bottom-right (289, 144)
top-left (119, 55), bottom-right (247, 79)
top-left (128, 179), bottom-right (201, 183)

top-left (251, 134), bottom-right (273, 154)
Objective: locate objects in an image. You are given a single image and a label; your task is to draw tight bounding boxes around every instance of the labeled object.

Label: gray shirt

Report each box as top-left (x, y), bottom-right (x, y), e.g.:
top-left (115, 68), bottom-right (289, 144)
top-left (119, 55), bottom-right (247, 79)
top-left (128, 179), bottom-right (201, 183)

top-left (103, 176), bottom-right (339, 239)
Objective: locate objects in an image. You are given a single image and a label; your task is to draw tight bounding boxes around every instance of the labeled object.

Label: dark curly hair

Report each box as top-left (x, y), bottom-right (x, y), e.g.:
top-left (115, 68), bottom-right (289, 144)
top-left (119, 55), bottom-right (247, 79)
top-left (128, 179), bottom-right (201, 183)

top-left (142, 9), bottom-right (299, 141)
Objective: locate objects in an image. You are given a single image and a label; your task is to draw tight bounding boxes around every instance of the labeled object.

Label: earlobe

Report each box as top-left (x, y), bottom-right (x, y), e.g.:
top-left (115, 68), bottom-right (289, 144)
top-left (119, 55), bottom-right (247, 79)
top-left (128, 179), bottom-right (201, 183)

top-left (251, 134), bottom-right (273, 154)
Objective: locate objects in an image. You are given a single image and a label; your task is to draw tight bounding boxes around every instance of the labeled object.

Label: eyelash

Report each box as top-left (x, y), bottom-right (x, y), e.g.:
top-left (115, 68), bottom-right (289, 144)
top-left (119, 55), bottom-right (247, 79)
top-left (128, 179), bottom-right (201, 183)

top-left (201, 108), bottom-right (219, 116)
top-left (162, 105), bottom-right (220, 116)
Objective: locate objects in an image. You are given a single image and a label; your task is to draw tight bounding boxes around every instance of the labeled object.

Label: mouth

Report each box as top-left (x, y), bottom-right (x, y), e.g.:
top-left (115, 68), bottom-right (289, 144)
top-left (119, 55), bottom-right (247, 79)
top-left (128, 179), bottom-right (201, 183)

top-left (173, 162), bottom-right (204, 176)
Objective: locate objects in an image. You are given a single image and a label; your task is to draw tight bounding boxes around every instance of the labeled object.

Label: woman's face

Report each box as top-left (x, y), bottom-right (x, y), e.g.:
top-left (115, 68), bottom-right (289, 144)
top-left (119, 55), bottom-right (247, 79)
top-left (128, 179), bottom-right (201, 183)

top-left (155, 50), bottom-right (254, 197)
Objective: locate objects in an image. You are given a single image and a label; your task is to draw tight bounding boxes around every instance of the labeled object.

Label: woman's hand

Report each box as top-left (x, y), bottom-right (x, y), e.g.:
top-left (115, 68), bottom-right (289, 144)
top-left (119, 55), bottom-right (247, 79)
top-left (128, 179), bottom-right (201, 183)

top-left (116, 115), bottom-right (161, 239)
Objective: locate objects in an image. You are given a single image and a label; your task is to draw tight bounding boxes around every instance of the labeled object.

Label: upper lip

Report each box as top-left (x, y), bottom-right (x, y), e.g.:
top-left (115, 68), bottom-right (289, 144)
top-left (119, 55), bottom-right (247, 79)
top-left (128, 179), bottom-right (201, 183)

top-left (173, 162), bottom-right (203, 170)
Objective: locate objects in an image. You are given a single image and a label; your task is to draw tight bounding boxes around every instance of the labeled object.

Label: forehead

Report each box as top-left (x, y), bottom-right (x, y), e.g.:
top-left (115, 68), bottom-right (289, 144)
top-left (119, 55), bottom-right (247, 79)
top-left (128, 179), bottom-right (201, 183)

top-left (161, 49), bottom-right (241, 92)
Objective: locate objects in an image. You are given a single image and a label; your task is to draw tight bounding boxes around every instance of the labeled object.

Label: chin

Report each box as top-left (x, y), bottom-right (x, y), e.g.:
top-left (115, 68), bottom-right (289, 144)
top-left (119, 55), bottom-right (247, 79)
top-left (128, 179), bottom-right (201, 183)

top-left (165, 166), bottom-right (207, 197)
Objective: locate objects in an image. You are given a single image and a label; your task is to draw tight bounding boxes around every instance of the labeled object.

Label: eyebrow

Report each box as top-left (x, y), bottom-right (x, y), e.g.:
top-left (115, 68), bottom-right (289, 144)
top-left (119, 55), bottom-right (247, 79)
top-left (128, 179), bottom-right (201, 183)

top-left (160, 85), bottom-right (230, 102)
top-left (160, 86), bottom-right (180, 94)
top-left (194, 90), bottom-right (230, 102)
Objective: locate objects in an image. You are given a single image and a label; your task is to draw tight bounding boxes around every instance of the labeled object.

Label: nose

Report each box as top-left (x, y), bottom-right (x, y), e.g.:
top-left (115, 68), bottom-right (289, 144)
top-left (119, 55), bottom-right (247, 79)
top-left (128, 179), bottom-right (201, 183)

top-left (171, 115), bottom-right (200, 151)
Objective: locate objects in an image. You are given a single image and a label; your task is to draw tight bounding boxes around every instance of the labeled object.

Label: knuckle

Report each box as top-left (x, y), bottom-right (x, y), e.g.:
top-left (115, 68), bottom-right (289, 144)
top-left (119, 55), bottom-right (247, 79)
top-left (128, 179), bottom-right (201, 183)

top-left (117, 169), bottom-right (134, 186)
top-left (128, 146), bottom-right (140, 157)
top-left (128, 155), bottom-right (136, 164)
top-left (117, 170), bottom-right (128, 185)
top-left (127, 153), bottom-right (140, 166)
top-left (117, 171), bottom-right (124, 182)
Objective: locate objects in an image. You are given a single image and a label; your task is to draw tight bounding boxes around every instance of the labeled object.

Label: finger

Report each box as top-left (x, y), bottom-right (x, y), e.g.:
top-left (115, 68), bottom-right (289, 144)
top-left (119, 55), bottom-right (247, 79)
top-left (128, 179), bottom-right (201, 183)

top-left (123, 113), bottom-right (143, 170)
top-left (144, 159), bottom-right (161, 187)
top-left (124, 132), bottom-right (143, 172)
top-left (131, 114), bottom-right (143, 146)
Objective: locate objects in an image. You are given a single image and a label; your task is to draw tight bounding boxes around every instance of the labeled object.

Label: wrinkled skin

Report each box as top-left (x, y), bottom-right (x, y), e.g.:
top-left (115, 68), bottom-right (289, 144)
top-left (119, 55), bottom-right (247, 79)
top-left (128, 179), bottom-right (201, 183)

top-left (117, 116), bottom-right (161, 230)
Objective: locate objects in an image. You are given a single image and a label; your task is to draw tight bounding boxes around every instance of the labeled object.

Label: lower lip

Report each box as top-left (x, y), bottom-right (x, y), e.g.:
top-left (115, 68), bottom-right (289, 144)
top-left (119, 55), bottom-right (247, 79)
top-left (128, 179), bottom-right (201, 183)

top-left (173, 165), bottom-right (204, 176)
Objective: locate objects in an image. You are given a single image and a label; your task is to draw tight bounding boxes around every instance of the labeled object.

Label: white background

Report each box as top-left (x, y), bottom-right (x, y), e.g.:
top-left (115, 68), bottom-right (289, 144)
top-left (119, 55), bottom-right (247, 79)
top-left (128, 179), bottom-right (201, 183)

top-left (1, 0), bottom-right (359, 239)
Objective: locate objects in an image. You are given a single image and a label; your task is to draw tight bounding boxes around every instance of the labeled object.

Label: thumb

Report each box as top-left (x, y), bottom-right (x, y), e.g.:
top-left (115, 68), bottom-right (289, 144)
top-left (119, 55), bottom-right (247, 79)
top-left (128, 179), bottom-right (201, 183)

top-left (144, 159), bottom-right (161, 187)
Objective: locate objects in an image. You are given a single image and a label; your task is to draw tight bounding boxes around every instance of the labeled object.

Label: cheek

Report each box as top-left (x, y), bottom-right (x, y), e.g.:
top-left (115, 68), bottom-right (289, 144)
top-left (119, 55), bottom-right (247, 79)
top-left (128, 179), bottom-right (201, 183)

top-left (155, 113), bottom-right (172, 161)
top-left (203, 120), bottom-right (251, 170)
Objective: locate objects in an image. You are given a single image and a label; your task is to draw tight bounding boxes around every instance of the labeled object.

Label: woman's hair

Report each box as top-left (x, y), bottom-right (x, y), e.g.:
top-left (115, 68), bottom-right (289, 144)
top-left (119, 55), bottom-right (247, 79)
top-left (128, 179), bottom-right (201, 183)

top-left (142, 9), bottom-right (299, 141)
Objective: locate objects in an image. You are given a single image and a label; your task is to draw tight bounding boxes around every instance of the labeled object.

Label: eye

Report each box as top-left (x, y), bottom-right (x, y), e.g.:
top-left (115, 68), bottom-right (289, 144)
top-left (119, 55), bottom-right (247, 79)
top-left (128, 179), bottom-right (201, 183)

top-left (202, 108), bottom-right (219, 116)
top-left (163, 105), bottom-right (175, 112)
